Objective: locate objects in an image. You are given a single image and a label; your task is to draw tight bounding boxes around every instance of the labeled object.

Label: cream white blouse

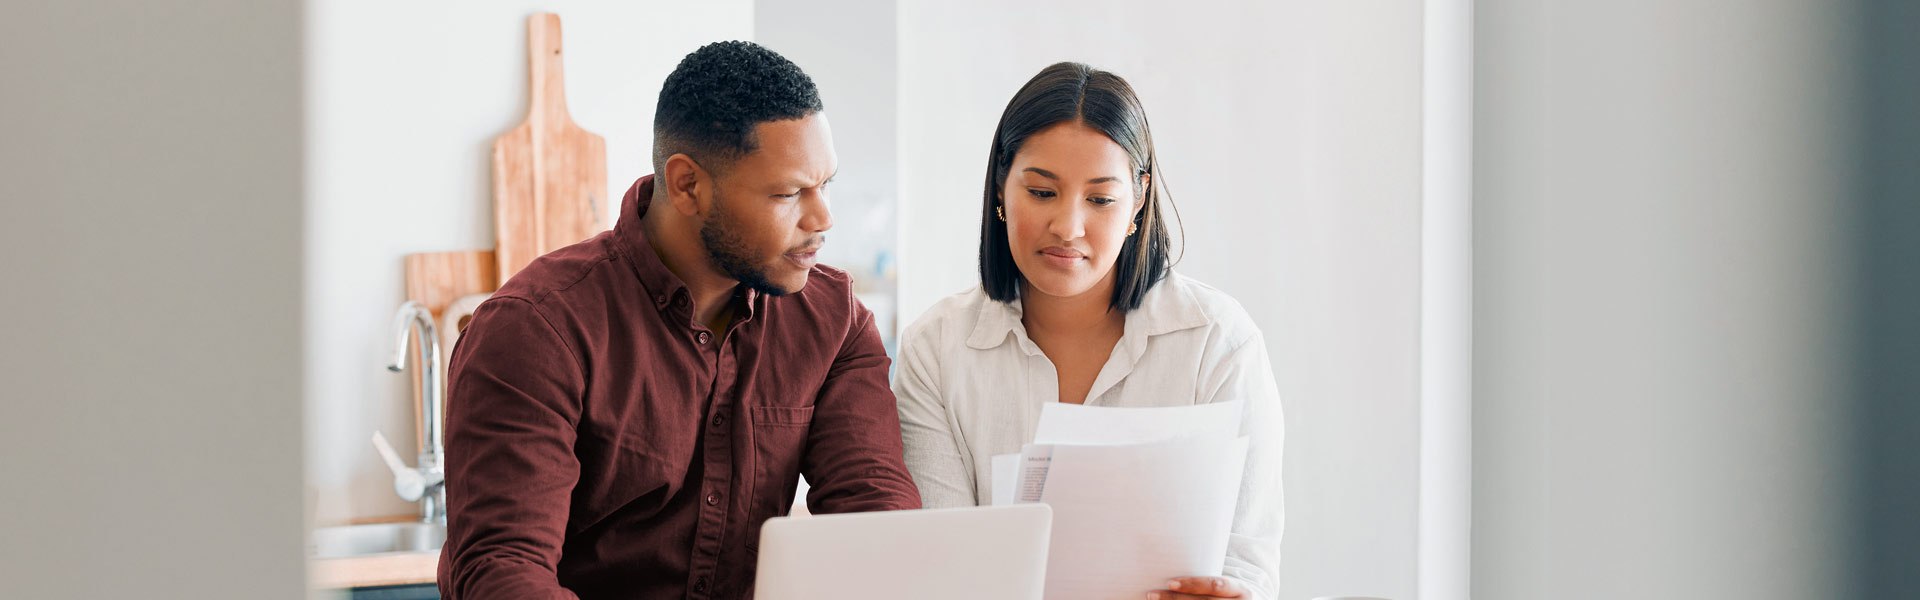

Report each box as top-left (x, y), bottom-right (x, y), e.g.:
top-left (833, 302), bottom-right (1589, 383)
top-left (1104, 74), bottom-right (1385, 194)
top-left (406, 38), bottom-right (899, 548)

top-left (892, 272), bottom-right (1283, 599)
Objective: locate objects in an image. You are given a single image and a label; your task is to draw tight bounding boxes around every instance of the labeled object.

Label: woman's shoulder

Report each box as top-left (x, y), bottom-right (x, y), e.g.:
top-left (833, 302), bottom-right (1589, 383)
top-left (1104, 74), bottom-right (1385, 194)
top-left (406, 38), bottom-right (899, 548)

top-left (1148, 272), bottom-right (1262, 340)
top-left (898, 285), bottom-right (996, 349)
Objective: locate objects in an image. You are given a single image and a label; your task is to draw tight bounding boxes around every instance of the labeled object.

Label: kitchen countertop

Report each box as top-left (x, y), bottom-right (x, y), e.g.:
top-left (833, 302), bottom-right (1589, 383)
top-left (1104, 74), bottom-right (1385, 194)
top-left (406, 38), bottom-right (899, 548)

top-left (310, 515), bottom-right (440, 590)
top-left (311, 551), bottom-right (439, 589)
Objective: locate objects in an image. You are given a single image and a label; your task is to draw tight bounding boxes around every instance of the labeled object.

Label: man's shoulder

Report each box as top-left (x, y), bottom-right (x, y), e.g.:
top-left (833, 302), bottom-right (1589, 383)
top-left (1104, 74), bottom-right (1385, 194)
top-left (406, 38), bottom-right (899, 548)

top-left (488, 232), bottom-right (620, 309)
top-left (759, 262), bottom-right (864, 338)
top-left (801, 262), bottom-right (856, 297)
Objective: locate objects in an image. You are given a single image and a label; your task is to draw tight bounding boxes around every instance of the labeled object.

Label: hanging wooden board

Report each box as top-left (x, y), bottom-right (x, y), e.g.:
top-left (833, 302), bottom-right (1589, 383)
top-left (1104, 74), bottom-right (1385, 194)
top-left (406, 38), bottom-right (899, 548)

top-left (493, 12), bottom-right (609, 284)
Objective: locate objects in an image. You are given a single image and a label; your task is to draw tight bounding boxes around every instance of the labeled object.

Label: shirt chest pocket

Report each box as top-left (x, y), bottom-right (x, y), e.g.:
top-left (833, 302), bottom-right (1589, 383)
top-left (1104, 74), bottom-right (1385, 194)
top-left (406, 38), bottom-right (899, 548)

top-left (749, 405), bottom-right (814, 517)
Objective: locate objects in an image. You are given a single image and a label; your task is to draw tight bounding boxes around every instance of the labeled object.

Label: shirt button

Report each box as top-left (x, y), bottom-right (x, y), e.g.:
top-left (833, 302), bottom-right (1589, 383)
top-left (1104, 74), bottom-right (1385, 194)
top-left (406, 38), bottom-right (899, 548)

top-left (694, 576), bottom-right (710, 593)
top-left (706, 492), bottom-right (720, 506)
top-left (697, 331), bottom-right (711, 344)
top-left (711, 414), bottom-right (726, 428)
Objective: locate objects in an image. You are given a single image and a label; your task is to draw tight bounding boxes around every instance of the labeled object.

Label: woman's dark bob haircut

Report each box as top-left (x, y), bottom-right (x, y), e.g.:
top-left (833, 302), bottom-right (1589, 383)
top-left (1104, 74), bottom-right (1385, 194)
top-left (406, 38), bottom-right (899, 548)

top-left (978, 61), bottom-right (1172, 312)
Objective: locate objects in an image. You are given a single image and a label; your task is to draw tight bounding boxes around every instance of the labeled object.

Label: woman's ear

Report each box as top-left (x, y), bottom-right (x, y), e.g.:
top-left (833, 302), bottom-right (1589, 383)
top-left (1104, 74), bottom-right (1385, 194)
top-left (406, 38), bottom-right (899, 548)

top-left (1135, 171), bottom-right (1153, 217)
top-left (661, 154), bottom-right (708, 217)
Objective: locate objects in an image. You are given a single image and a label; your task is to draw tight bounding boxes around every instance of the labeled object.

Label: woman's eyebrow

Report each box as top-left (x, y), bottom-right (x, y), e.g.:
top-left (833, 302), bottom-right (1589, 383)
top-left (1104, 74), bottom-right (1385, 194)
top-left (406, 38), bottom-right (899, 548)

top-left (1022, 167), bottom-right (1120, 185)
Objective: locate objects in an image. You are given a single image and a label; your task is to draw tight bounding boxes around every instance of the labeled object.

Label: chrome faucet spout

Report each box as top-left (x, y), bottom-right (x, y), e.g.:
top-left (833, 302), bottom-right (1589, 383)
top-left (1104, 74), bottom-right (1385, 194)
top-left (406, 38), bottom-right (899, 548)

top-left (384, 301), bottom-right (446, 523)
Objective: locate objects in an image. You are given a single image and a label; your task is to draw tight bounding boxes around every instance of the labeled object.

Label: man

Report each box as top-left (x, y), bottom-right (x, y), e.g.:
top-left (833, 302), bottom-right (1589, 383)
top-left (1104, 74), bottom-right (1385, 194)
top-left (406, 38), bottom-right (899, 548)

top-left (437, 41), bottom-right (921, 600)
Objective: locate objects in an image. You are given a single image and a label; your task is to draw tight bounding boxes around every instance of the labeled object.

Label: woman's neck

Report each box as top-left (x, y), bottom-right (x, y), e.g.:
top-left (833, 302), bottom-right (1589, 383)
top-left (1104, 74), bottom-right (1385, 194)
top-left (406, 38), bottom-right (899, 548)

top-left (1019, 279), bottom-right (1124, 339)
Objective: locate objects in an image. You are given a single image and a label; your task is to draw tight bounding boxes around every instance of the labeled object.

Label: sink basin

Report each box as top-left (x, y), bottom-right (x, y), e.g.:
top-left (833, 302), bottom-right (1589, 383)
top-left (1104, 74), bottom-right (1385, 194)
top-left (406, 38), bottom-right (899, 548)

top-left (310, 522), bottom-right (446, 558)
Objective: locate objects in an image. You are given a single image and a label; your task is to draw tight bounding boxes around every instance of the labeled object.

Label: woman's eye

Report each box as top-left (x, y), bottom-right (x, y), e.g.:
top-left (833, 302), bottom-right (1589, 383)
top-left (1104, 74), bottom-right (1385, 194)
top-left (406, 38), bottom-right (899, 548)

top-left (1088, 196), bottom-right (1117, 206)
top-left (1028, 189), bottom-right (1056, 199)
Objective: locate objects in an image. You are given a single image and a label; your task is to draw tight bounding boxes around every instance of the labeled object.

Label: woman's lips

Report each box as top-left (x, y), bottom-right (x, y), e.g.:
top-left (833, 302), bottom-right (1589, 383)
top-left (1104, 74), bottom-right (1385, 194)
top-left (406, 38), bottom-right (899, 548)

top-left (1037, 246), bottom-right (1085, 269)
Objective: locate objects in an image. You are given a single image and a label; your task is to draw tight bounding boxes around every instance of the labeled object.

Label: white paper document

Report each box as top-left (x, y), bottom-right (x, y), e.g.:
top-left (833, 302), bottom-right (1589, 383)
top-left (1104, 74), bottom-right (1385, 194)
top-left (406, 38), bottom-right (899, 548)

top-left (1039, 434), bottom-right (1249, 600)
top-left (989, 453), bottom-right (1021, 506)
top-left (981, 401), bottom-right (1251, 599)
top-left (989, 446), bottom-right (1056, 506)
top-left (989, 400), bottom-right (1244, 506)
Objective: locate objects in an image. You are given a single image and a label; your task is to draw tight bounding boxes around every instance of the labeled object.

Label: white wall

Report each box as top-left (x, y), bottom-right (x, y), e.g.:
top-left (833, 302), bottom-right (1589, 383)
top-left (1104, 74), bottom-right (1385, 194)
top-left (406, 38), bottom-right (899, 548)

top-left (304, 0), bottom-right (753, 524)
top-left (0, 1), bottom-right (308, 597)
top-left (755, 0), bottom-right (901, 344)
top-left (1473, 1), bottom-right (1855, 598)
top-left (896, 2), bottom-right (1426, 598)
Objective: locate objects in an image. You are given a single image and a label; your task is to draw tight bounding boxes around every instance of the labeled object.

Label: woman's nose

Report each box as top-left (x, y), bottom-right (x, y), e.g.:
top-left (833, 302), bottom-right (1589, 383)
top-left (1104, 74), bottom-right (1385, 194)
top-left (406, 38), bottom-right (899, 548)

top-left (1047, 202), bottom-right (1086, 241)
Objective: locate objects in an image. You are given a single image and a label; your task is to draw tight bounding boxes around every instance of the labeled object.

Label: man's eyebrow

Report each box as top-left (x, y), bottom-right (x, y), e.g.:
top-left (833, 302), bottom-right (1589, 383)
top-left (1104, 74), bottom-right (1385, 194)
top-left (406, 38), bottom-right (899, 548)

top-left (780, 170), bottom-right (838, 190)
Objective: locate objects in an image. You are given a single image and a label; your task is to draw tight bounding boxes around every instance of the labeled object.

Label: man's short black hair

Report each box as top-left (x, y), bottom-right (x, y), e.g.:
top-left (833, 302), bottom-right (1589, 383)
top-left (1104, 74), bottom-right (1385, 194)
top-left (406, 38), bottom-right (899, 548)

top-left (652, 41), bottom-right (823, 177)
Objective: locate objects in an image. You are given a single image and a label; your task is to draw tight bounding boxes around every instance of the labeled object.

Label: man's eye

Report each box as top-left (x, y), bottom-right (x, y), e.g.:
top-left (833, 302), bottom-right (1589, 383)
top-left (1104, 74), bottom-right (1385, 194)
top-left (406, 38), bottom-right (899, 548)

top-left (1028, 189), bottom-right (1056, 199)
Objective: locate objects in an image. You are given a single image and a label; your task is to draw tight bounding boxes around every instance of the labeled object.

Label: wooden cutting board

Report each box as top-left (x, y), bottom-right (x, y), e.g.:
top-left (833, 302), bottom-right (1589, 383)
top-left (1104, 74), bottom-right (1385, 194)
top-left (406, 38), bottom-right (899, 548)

top-left (404, 250), bottom-right (498, 320)
top-left (493, 12), bottom-right (608, 284)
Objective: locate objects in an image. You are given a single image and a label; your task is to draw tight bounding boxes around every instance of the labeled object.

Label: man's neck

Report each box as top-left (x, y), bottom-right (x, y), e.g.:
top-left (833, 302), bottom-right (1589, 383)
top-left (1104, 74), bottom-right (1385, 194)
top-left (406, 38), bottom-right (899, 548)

top-left (640, 196), bottom-right (739, 332)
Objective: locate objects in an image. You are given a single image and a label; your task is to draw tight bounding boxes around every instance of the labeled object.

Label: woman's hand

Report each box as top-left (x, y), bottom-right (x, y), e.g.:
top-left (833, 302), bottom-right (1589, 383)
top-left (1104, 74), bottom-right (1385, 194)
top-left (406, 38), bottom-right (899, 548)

top-left (1148, 576), bottom-right (1246, 599)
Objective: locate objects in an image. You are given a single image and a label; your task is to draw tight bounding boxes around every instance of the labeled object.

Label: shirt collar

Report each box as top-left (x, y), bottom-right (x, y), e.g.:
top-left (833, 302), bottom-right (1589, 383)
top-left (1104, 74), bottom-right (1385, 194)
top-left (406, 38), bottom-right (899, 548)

top-left (612, 175), bottom-right (760, 326)
top-left (963, 272), bottom-right (1209, 352)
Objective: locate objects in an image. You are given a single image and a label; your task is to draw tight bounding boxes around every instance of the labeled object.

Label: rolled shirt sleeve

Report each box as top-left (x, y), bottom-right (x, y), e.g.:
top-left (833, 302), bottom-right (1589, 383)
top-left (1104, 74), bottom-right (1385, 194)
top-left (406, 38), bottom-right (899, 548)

top-left (437, 298), bottom-right (585, 600)
top-left (892, 318), bottom-right (980, 509)
top-left (1203, 331), bottom-right (1285, 600)
top-left (802, 293), bottom-right (923, 514)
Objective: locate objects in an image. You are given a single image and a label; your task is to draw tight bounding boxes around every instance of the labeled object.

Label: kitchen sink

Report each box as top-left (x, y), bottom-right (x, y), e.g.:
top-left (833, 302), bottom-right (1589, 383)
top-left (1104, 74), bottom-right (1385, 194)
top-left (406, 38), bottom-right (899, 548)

top-left (311, 521), bottom-right (446, 558)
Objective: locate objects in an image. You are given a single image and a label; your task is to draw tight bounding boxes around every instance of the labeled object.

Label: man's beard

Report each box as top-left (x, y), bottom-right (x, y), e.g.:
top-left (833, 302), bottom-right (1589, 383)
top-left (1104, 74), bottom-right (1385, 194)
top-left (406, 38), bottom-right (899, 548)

top-left (700, 189), bottom-right (792, 297)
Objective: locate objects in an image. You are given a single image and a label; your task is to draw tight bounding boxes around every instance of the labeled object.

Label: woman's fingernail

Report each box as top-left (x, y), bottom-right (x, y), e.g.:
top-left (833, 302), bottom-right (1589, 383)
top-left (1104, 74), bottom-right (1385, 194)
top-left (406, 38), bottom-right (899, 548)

top-left (1168, 580), bottom-right (1183, 591)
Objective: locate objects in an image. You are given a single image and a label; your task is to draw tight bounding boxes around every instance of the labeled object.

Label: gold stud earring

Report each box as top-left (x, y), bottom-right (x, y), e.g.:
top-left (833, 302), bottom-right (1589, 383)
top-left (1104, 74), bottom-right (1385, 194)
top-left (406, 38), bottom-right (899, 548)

top-left (1127, 221), bottom-right (1138, 236)
top-left (996, 205), bottom-right (1005, 221)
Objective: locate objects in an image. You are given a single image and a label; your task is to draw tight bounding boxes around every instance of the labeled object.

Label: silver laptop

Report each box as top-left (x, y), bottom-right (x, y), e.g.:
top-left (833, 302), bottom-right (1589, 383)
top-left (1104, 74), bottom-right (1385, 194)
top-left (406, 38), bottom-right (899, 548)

top-left (753, 504), bottom-right (1051, 600)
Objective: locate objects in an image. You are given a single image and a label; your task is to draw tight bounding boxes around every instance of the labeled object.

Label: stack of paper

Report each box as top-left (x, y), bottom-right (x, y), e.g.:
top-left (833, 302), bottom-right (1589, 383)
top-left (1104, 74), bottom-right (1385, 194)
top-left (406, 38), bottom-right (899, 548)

top-left (989, 402), bottom-right (1248, 600)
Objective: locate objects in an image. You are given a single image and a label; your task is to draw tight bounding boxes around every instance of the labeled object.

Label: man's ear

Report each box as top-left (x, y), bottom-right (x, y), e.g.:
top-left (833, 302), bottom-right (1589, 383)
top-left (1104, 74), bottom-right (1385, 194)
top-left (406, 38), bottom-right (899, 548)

top-left (661, 154), bottom-right (709, 217)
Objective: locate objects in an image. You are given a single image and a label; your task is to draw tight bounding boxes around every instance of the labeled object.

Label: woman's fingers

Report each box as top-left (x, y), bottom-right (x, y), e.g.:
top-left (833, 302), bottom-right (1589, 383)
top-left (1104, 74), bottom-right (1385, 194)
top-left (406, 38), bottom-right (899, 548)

top-left (1152, 576), bottom-right (1245, 598)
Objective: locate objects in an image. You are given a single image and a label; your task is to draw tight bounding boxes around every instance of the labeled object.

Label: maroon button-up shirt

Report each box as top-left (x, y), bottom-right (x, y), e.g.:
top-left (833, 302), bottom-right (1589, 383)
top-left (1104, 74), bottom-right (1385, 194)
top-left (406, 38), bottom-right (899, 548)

top-left (437, 176), bottom-right (921, 600)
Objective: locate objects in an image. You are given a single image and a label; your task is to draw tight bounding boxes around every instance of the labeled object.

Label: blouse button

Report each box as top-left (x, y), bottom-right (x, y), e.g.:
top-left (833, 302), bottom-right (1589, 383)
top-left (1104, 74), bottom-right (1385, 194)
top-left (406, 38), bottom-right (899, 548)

top-left (696, 331), bottom-right (711, 345)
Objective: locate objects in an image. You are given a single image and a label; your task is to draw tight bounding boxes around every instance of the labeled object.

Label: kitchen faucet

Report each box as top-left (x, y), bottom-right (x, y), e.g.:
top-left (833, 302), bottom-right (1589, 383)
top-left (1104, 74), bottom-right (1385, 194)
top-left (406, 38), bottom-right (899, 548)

top-left (376, 301), bottom-right (446, 524)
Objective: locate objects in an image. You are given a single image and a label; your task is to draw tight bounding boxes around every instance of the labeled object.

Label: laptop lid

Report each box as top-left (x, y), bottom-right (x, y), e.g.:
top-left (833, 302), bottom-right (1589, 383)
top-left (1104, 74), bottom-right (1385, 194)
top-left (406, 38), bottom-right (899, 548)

top-left (753, 504), bottom-right (1052, 600)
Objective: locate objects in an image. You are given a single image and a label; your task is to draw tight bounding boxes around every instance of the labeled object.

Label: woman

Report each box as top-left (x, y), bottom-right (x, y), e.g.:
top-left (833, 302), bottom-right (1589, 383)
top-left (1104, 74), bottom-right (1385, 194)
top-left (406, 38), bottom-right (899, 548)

top-left (893, 62), bottom-right (1283, 600)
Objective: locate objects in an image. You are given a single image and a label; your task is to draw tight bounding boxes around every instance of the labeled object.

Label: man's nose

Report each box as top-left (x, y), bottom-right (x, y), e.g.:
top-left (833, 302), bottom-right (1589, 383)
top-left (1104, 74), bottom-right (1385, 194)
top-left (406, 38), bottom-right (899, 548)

top-left (800, 188), bottom-right (833, 233)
